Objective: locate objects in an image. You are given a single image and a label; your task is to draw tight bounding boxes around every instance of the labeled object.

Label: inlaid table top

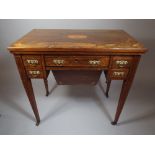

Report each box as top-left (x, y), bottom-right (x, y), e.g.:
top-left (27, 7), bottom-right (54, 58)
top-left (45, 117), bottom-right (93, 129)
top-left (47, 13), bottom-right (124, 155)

top-left (8, 29), bottom-right (147, 53)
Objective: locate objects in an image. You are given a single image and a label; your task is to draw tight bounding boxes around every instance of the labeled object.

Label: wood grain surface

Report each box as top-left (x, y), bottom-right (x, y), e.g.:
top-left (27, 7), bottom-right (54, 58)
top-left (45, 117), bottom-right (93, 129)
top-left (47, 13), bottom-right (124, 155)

top-left (8, 29), bottom-right (147, 53)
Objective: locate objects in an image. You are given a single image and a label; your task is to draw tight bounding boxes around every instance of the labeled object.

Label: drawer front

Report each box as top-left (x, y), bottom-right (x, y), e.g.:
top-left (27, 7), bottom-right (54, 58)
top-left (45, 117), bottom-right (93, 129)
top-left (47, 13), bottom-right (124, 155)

top-left (112, 56), bottom-right (133, 69)
top-left (109, 69), bottom-right (129, 80)
top-left (45, 56), bottom-right (110, 67)
top-left (26, 69), bottom-right (44, 79)
top-left (22, 55), bottom-right (43, 69)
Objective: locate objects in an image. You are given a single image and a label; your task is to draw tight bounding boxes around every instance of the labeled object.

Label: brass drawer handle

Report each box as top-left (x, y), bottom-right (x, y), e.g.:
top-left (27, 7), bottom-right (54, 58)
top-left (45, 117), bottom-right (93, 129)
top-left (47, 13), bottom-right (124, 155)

top-left (115, 60), bottom-right (128, 67)
top-left (29, 71), bottom-right (40, 75)
top-left (53, 59), bottom-right (64, 65)
top-left (27, 59), bottom-right (39, 64)
top-left (89, 60), bottom-right (100, 65)
top-left (113, 71), bottom-right (125, 76)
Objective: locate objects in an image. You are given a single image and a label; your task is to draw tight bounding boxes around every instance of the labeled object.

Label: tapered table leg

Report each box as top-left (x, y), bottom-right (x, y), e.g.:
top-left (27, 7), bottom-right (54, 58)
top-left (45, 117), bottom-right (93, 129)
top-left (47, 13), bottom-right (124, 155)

top-left (15, 55), bottom-right (40, 125)
top-left (44, 78), bottom-right (49, 96)
top-left (105, 80), bottom-right (111, 98)
top-left (104, 70), bottom-right (111, 97)
top-left (111, 56), bottom-right (141, 125)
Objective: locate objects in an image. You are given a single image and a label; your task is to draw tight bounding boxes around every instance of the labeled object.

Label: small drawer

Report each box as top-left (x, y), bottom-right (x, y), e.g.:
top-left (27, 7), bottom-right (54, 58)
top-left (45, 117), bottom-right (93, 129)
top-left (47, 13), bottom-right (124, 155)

top-left (112, 56), bottom-right (133, 68)
top-left (26, 70), bottom-right (44, 79)
top-left (109, 69), bottom-right (129, 80)
top-left (22, 55), bottom-right (42, 69)
top-left (45, 56), bottom-right (109, 68)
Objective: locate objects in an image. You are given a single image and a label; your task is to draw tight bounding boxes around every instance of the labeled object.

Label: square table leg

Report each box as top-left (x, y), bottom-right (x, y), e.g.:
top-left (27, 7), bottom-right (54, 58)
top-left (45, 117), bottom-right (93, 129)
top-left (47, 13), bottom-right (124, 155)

top-left (43, 78), bottom-right (49, 96)
top-left (14, 55), bottom-right (40, 126)
top-left (111, 56), bottom-right (141, 125)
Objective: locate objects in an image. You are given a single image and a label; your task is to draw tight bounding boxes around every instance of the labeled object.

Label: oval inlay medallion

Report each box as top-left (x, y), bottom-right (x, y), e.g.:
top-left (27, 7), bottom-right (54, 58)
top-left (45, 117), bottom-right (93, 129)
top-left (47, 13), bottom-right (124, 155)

top-left (67, 34), bottom-right (87, 39)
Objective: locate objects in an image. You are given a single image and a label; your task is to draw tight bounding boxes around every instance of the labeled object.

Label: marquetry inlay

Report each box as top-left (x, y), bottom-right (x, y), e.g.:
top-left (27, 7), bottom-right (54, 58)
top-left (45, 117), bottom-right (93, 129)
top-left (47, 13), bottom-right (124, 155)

top-left (67, 34), bottom-right (87, 39)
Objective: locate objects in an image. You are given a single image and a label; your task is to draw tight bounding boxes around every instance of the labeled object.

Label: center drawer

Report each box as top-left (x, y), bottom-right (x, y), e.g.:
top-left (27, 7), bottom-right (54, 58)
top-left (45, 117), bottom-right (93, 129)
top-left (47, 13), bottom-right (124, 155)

top-left (45, 56), bottom-right (110, 67)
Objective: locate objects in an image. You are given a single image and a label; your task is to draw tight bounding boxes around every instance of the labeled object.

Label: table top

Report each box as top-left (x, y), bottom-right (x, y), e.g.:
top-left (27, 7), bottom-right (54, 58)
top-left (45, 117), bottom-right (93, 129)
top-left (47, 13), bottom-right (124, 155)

top-left (8, 29), bottom-right (147, 54)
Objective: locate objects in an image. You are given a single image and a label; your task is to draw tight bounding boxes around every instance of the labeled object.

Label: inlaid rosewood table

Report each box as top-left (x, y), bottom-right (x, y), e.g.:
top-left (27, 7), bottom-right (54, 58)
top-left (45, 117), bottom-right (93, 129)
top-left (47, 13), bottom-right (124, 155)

top-left (8, 29), bottom-right (148, 126)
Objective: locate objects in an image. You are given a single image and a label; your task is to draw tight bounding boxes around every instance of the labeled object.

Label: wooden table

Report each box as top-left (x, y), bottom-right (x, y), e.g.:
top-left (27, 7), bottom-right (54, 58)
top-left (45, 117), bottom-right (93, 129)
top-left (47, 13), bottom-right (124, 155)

top-left (8, 29), bottom-right (148, 126)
